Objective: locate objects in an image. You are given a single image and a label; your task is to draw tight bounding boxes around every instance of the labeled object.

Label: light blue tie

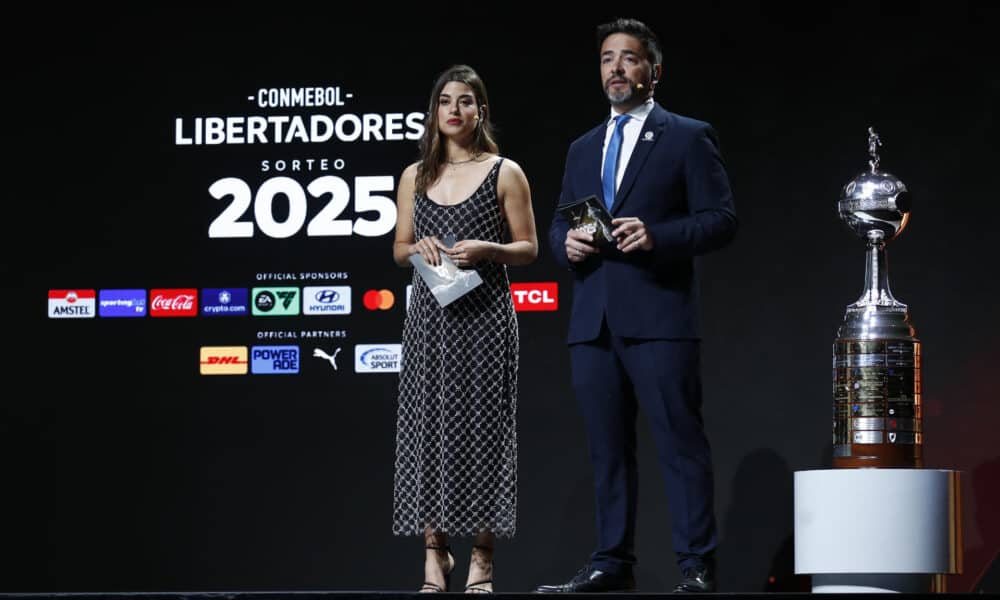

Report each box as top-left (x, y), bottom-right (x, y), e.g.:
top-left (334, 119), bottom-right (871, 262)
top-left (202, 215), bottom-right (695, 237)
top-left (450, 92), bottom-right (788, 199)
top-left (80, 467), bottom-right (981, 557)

top-left (602, 114), bottom-right (630, 210)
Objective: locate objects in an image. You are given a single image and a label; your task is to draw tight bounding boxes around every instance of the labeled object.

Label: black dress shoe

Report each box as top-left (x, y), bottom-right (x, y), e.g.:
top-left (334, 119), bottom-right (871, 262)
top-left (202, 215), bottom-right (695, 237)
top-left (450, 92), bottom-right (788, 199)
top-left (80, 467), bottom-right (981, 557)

top-left (534, 565), bottom-right (636, 593)
top-left (672, 565), bottom-right (716, 593)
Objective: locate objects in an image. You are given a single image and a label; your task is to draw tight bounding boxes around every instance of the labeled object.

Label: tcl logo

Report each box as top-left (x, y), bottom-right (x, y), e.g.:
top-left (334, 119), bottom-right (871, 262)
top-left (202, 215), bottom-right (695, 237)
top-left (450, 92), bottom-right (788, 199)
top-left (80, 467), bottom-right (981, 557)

top-left (510, 282), bottom-right (558, 312)
top-left (150, 288), bottom-right (198, 317)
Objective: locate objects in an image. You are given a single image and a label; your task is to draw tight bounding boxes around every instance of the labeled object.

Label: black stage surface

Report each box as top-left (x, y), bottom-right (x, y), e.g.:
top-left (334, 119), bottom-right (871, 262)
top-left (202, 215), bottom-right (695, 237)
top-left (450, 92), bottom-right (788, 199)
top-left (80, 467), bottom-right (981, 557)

top-left (0, 592), bottom-right (983, 599)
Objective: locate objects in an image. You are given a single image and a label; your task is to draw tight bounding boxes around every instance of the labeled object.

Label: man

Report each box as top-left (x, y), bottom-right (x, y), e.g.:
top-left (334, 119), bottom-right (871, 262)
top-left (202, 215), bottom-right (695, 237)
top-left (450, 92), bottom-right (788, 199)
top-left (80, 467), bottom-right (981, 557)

top-left (534, 18), bottom-right (737, 594)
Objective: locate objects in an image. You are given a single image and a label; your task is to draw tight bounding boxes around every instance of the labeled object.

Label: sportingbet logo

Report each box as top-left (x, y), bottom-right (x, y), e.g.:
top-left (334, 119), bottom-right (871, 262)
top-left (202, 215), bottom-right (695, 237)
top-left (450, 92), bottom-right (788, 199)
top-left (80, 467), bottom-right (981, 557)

top-left (48, 289), bottom-right (96, 318)
top-left (199, 346), bottom-right (248, 375)
top-left (98, 289), bottom-right (147, 317)
top-left (510, 282), bottom-right (558, 312)
top-left (252, 287), bottom-right (300, 316)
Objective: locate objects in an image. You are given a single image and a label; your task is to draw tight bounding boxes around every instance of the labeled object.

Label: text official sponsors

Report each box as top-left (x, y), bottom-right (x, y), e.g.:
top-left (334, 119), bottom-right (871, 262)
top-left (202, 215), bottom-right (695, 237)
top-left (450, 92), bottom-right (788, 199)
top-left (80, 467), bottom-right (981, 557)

top-left (150, 289), bottom-right (198, 317)
top-left (201, 288), bottom-right (249, 316)
top-left (252, 287), bottom-right (300, 316)
top-left (303, 286), bottom-right (351, 315)
top-left (355, 344), bottom-right (402, 373)
top-left (200, 346), bottom-right (248, 375)
top-left (48, 289), bottom-right (96, 318)
top-left (251, 345), bottom-right (300, 374)
top-left (98, 289), bottom-right (147, 317)
top-left (510, 282), bottom-right (559, 312)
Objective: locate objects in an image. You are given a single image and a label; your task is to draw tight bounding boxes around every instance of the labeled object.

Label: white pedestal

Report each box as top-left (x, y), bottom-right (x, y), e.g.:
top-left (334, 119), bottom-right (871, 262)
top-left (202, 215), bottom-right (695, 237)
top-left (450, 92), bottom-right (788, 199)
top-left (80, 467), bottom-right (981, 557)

top-left (794, 468), bottom-right (961, 593)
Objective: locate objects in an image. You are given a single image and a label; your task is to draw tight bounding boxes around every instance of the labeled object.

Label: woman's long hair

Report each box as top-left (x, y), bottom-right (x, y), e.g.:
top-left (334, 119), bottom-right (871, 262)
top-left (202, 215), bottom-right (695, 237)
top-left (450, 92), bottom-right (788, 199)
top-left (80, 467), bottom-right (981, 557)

top-left (415, 64), bottom-right (499, 194)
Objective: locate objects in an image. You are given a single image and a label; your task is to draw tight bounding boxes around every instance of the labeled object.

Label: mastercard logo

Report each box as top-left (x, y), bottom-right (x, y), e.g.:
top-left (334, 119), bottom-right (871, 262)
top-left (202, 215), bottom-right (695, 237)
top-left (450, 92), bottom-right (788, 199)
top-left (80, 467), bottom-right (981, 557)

top-left (363, 289), bottom-right (395, 310)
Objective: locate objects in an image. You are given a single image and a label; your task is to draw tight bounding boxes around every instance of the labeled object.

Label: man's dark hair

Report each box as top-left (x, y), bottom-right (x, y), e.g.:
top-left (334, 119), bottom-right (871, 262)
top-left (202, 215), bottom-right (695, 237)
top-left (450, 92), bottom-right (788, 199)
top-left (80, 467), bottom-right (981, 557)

top-left (596, 18), bottom-right (663, 66)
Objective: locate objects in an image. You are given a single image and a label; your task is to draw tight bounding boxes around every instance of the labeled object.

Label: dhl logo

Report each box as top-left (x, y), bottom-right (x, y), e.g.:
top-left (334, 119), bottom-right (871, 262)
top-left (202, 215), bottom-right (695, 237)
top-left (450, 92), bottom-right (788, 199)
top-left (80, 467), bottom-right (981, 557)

top-left (204, 356), bottom-right (246, 364)
top-left (200, 346), bottom-right (249, 375)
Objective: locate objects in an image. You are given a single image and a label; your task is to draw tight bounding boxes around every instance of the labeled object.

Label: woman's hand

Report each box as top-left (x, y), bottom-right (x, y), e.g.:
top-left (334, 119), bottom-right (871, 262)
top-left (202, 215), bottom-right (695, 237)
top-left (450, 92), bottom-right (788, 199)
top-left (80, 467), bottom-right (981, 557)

top-left (409, 236), bottom-right (448, 266)
top-left (443, 239), bottom-right (496, 267)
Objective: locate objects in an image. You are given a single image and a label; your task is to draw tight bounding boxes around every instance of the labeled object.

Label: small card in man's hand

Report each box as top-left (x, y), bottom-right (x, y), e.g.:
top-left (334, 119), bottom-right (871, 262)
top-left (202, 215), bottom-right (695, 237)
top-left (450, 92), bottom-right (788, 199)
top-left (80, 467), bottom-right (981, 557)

top-left (557, 195), bottom-right (616, 246)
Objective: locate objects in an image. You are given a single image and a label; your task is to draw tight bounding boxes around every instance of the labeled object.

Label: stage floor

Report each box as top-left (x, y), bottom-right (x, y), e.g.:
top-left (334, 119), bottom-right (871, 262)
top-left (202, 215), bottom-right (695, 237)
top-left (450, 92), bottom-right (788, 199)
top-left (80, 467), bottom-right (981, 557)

top-left (0, 592), bottom-right (964, 599)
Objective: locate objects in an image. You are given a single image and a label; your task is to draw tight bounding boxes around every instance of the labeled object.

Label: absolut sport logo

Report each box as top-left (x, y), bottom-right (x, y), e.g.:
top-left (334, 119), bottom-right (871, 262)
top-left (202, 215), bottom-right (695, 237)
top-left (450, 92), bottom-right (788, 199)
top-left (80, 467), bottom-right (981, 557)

top-left (354, 344), bottom-right (401, 373)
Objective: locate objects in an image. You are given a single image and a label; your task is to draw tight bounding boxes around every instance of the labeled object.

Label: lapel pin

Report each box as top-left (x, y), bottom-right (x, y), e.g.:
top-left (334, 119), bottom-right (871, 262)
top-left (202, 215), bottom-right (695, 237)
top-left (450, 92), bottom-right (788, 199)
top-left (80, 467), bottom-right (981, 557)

top-left (642, 131), bottom-right (654, 141)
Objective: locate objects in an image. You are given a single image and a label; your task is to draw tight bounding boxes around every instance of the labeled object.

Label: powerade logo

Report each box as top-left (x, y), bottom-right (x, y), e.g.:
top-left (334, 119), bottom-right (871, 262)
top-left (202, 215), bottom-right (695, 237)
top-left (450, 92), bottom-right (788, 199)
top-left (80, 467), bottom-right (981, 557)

top-left (355, 344), bottom-right (401, 373)
top-left (98, 289), bottom-right (147, 317)
top-left (201, 288), bottom-right (249, 316)
top-left (199, 346), bottom-right (248, 375)
top-left (48, 289), bottom-right (96, 318)
top-left (252, 287), bottom-right (300, 316)
top-left (303, 286), bottom-right (351, 315)
top-left (251, 345), bottom-right (299, 374)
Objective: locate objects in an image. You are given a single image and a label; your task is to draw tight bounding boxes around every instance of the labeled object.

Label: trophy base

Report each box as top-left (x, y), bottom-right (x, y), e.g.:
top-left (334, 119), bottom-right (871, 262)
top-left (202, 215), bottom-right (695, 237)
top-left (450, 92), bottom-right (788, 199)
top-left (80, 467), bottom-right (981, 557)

top-left (833, 443), bottom-right (923, 468)
top-left (794, 469), bottom-right (962, 587)
top-left (832, 332), bottom-right (921, 469)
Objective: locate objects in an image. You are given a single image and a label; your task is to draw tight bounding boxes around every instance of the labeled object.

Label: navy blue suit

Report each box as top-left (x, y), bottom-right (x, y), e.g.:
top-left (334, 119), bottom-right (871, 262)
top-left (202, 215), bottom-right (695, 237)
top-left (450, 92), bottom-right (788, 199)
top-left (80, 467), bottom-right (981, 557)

top-left (549, 103), bottom-right (737, 575)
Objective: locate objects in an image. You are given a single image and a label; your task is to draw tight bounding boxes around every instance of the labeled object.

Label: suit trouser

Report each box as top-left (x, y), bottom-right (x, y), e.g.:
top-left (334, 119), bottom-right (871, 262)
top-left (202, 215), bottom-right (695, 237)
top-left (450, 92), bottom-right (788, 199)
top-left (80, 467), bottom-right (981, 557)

top-left (570, 326), bottom-right (718, 574)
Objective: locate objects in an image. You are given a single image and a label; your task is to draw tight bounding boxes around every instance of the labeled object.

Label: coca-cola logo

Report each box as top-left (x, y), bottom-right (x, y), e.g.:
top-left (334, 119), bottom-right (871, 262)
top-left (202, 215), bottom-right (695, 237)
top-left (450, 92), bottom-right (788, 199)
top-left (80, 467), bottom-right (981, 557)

top-left (152, 294), bottom-right (195, 310)
top-left (149, 289), bottom-right (198, 317)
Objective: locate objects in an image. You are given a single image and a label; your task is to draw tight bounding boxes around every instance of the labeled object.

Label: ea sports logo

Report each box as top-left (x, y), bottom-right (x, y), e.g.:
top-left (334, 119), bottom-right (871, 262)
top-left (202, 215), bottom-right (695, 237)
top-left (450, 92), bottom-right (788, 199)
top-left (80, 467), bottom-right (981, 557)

top-left (363, 289), bottom-right (395, 310)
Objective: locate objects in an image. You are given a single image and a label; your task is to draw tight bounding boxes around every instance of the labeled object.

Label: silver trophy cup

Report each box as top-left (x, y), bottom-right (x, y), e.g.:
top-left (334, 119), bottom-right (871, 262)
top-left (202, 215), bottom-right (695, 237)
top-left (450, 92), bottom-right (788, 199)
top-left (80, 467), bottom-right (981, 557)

top-left (832, 128), bottom-right (921, 468)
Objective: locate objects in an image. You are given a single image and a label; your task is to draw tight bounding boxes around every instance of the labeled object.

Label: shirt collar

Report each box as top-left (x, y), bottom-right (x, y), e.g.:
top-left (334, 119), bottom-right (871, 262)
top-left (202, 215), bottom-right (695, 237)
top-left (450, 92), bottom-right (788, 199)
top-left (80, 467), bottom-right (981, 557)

top-left (608, 98), bottom-right (654, 125)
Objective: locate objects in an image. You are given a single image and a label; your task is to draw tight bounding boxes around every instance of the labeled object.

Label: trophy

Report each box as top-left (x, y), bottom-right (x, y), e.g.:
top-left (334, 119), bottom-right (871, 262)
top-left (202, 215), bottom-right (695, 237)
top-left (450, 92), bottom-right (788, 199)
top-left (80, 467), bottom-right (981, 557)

top-left (832, 127), bottom-right (921, 468)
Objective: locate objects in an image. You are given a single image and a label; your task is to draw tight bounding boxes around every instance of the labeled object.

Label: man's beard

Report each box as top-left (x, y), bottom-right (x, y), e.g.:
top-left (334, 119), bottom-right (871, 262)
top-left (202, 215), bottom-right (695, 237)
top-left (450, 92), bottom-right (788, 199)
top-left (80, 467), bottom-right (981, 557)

top-left (606, 84), bottom-right (634, 105)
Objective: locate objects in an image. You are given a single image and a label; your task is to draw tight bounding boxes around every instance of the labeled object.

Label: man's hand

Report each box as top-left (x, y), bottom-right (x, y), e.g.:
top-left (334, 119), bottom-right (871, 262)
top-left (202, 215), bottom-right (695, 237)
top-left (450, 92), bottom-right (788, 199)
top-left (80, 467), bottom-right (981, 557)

top-left (612, 217), bottom-right (654, 253)
top-left (565, 228), bottom-right (599, 263)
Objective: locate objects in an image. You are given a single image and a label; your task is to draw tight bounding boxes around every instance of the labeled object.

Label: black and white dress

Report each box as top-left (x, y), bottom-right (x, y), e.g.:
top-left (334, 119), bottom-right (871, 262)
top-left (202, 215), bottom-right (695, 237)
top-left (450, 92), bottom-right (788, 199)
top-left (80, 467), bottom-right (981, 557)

top-left (393, 158), bottom-right (518, 538)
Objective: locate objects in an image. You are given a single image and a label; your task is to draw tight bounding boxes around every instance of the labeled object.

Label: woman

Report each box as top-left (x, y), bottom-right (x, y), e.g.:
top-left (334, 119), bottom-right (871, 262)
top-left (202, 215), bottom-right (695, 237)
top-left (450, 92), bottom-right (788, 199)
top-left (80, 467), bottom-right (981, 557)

top-left (392, 64), bottom-right (538, 593)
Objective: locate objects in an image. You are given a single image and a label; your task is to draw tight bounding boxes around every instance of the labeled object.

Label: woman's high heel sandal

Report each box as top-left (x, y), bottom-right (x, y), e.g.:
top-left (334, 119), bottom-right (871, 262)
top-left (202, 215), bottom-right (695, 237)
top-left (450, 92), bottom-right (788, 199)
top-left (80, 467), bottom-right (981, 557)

top-left (464, 544), bottom-right (494, 594)
top-left (420, 544), bottom-right (454, 593)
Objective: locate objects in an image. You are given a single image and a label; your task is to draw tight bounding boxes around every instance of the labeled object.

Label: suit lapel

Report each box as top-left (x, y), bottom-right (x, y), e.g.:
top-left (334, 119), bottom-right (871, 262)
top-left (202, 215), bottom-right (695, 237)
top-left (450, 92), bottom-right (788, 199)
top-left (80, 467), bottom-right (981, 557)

top-left (611, 105), bottom-right (670, 215)
top-left (582, 124), bottom-right (607, 204)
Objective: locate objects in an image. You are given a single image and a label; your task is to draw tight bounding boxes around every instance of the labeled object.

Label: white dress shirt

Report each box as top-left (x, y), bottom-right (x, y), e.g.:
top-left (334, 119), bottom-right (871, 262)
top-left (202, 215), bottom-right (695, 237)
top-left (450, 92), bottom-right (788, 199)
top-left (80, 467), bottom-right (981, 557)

top-left (601, 98), bottom-right (655, 196)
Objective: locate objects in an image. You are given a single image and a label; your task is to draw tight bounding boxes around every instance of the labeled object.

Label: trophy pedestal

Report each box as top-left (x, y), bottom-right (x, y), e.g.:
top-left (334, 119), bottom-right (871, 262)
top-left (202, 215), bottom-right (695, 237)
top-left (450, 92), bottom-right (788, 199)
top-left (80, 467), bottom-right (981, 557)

top-left (794, 468), bottom-right (962, 593)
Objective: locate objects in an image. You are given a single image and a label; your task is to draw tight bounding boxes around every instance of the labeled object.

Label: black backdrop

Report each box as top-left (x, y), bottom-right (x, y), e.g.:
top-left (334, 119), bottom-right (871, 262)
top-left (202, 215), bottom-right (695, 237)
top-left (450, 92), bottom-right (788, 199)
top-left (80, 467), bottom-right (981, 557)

top-left (8, 2), bottom-right (999, 594)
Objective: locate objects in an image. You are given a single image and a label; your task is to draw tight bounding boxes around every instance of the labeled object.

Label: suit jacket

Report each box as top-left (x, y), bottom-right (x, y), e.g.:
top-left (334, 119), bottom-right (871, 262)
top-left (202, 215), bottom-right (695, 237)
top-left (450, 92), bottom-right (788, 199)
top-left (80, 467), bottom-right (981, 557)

top-left (549, 103), bottom-right (737, 344)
